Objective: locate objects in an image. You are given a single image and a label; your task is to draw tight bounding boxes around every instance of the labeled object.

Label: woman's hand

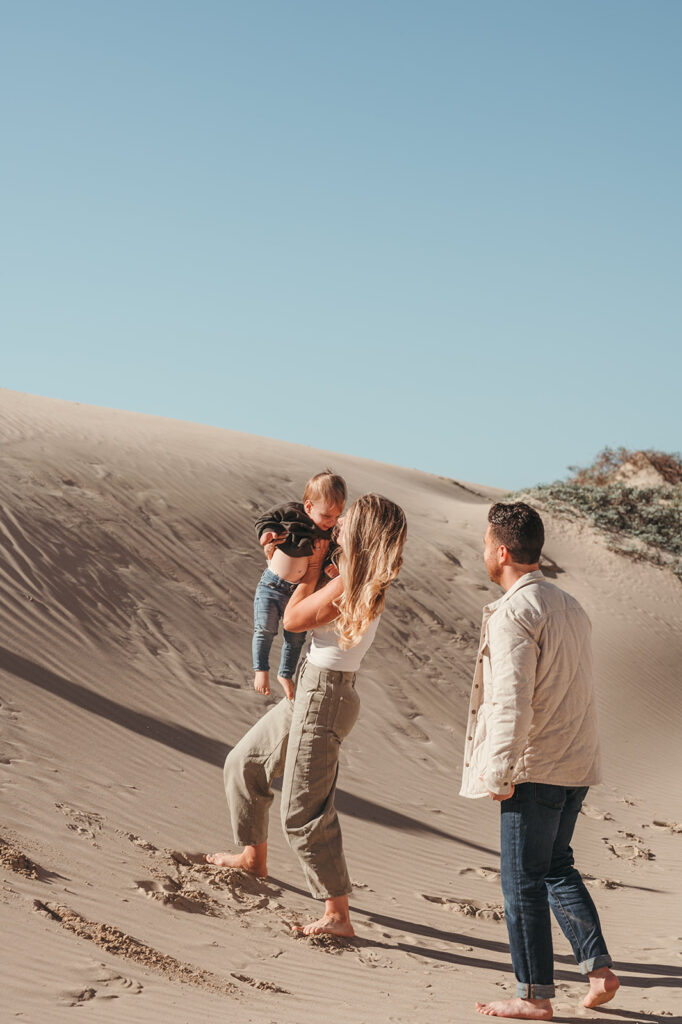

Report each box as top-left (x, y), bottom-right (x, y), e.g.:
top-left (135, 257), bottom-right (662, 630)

top-left (301, 538), bottom-right (329, 584)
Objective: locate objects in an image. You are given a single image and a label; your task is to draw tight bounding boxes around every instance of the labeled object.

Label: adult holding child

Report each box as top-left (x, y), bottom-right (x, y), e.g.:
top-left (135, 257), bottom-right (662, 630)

top-left (207, 493), bottom-right (407, 937)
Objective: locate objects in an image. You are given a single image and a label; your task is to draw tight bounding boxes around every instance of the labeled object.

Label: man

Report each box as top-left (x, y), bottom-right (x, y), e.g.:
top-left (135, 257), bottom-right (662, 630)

top-left (461, 502), bottom-right (619, 1020)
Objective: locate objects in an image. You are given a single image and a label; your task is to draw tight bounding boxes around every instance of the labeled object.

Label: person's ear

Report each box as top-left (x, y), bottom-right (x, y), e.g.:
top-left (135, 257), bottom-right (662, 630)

top-left (498, 544), bottom-right (511, 565)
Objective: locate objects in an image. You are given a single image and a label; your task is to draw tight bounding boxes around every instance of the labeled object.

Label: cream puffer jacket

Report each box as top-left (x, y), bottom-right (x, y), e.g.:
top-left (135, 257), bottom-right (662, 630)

top-left (460, 571), bottom-right (601, 799)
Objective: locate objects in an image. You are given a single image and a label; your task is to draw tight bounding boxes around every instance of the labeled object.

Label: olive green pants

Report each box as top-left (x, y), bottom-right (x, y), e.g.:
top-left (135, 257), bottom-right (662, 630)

top-left (223, 661), bottom-right (360, 899)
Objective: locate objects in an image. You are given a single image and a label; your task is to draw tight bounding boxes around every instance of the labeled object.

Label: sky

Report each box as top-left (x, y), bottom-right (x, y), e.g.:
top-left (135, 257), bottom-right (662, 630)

top-left (2, 1), bottom-right (681, 490)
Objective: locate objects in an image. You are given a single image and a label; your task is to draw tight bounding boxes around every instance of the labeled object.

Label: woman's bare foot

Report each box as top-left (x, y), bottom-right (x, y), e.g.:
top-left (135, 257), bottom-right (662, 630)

top-left (253, 671), bottom-right (270, 695)
top-left (584, 967), bottom-right (620, 1008)
top-left (276, 675), bottom-right (295, 700)
top-left (204, 842), bottom-right (267, 877)
top-left (294, 895), bottom-right (354, 937)
top-left (475, 997), bottom-right (553, 1019)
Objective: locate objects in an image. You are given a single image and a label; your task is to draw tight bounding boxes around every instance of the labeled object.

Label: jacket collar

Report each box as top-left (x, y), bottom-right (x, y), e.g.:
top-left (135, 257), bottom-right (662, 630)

top-left (484, 569), bottom-right (545, 615)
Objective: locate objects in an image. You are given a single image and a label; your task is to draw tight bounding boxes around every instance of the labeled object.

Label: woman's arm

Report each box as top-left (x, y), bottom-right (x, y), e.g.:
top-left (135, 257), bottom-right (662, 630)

top-left (283, 540), bottom-right (343, 631)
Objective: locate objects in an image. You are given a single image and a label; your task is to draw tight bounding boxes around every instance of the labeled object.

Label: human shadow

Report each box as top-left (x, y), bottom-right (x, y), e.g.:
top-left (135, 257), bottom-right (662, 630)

top-left (271, 875), bottom-right (682, 990)
top-left (1, 646), bottom-right (497, 855)
top-left (0, 645), bottom-right (228, 766)
top-left (597, 1011), bottom-right (682, 1024)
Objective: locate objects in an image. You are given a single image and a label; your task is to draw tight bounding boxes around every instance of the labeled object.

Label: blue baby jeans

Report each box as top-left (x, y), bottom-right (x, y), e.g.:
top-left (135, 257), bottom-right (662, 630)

top-left (500, 782), bottom-right (613, 999)
top-left (252, 569), bottom-right (306, 679)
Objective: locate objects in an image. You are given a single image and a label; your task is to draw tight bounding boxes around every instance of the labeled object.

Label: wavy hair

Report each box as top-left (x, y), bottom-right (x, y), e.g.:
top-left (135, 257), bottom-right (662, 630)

top-left (334, 493), bottom-right (407, 649)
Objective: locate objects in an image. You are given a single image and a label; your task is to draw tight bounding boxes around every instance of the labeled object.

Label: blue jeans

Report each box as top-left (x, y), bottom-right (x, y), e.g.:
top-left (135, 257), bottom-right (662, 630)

top-left (500, 783), bottom-right (613, 999)
top-left (252, 569), bottom-right (306, 679)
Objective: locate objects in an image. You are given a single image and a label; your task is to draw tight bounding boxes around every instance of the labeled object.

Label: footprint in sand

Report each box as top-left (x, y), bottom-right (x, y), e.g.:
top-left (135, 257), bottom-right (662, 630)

top-left (582, 874), bottom-right (623, 890)
top-left (648, 820), bottom-right (682, 835)
top-left (602, 831), bottom-right (655, 862)
top-left (62, 971), bottom-right (143, 1005)
top-left (116, 829), bottom-right (158, 852)
top-left (136, 876), bottom-right (221, 916)
top-left (55, 802), bottom-right (104, 845)
top-left (421, 893), bottom-right (505, 922)
top-left (168, 852), bottom-right (290, 924)
top-left (581, 804), bottom-right (615, 821)
top-left (458, 865), bottom-right (500, 882)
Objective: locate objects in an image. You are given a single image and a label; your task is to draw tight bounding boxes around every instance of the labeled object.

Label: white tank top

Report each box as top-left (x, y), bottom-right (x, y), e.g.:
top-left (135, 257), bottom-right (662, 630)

top-left (308, 615), bottom-right (381, 672)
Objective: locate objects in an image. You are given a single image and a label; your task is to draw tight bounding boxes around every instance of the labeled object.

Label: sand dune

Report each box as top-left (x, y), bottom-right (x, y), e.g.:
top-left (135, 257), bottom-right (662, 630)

top-left (1, 388), bottom-right (680, 1023)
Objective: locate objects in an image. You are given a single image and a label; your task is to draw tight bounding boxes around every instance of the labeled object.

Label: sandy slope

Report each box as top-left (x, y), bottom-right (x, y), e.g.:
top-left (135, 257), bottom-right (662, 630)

top-left (1, 388), bottom-right (680, 1024)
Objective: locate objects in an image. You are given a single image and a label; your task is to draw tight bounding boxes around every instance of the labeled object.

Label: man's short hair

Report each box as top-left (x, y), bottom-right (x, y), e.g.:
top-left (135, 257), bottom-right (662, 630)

top-left (488, 502), bottom-right (544, 564)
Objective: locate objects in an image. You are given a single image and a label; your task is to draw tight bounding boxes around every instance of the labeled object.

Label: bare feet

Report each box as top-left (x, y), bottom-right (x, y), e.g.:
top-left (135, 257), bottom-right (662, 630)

top-left (204, 842), bottom-right (267, 878)
top-left (253, 670), bottom-right (270, 695)
top-left (276, 675), bottom-right (295, 700)
top-left (475, 997), bottom-right (553, 1019)
top-left (295, 914), bottom-right (355, 938)
top-left (294, 895), bottom-right (354, 938)
top-left (584, 967), bottom-right (620, 1008)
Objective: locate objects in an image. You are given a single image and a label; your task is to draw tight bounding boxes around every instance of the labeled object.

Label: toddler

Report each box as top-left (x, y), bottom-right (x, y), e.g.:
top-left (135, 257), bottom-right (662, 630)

top-left (252, 469), bottom-right (346, 699)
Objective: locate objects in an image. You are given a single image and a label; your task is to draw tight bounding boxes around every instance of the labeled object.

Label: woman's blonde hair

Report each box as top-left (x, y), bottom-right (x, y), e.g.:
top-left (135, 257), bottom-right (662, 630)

top-left (334, 493), bottom-right (407, 649)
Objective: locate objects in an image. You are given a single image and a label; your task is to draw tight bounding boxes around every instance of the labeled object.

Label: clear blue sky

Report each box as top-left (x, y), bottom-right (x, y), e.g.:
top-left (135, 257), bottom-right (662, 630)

top-left (2, 1), bottom-right (680, 489)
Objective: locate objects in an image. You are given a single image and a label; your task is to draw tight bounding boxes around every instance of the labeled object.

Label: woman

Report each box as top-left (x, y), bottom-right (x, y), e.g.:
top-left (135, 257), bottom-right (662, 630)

top-left (207, 493), bottom-right (407, 937)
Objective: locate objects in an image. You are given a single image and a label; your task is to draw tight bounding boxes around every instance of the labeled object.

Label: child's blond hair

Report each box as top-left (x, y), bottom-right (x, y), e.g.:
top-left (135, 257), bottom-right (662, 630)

top-left (303, 469), bottom-right (347, 509)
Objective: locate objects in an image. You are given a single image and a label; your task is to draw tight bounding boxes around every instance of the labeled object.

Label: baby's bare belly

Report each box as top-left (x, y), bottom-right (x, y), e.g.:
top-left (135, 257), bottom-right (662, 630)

top-left (270, 548), bottom-right (308, 583)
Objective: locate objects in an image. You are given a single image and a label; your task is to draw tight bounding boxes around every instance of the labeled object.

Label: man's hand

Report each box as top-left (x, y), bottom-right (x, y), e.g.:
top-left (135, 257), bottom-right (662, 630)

top-left (487, 785), bottom-right (515, 802)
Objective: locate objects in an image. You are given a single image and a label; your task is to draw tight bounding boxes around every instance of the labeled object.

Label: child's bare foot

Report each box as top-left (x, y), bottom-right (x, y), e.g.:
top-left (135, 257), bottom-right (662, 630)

top-left (475, 998), bottom-right (553, 1019)
top-left (205, 842), bottom-right (267, 877)
top-left (276, 675), bottom-right (295, 700)
top-left (253, 670), bottom-right (270, 695)
top-left (584, 967), bottom-right (619, 1008)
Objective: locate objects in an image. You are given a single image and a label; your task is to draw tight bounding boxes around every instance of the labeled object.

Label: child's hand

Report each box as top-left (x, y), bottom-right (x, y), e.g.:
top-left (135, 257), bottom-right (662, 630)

top-left (324, 563), bottom-right (339, 579)
top-left (261, 532), bottom-right (287, 559)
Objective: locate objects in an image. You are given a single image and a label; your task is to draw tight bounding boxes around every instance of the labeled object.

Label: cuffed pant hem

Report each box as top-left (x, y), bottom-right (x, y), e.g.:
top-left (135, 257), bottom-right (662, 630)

top-left (515, 983), bottom-right (555, 999)
top-left (234, 831), bottom-right (268, 847)
top-left (309, 886), bottom-right (353, 901)
top-left (579, 954), bottom-right (613, 975)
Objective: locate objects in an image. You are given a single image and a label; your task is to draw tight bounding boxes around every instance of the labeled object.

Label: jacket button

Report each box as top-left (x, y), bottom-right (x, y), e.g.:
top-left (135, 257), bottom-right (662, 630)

top-left (468, 736), bottom-right (473, 741)
top-left (471, 709), bottom-right (476, 715)
top-left (465, 762), bottom-right (470, 767)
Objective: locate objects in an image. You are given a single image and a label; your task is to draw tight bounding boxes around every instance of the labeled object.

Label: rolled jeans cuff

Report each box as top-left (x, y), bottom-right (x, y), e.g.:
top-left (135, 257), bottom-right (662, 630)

top-left (515, 983), bottom-right (555, 999)
top-left (579, 954), bottom-right (613, 975)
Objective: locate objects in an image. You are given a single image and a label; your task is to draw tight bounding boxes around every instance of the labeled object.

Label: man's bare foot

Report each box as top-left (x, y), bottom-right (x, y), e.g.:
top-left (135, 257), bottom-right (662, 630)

top-left (294, 894), bottom-right (354, 938)
top-left (204, 842), bottom-right (267, 877)
top-left (475, 997), bottom-right (553, 1019)
top-left (253, 670), bottom-right (270, 695)
top-left (584, 967), bottom-right (620, 1008)
top-left (276, 675), bottom-right (295, 700)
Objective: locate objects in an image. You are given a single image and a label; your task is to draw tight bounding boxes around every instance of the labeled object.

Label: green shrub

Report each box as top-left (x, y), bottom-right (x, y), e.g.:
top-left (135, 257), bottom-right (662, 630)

top-left (515, 466), bottom-right (682, 582)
